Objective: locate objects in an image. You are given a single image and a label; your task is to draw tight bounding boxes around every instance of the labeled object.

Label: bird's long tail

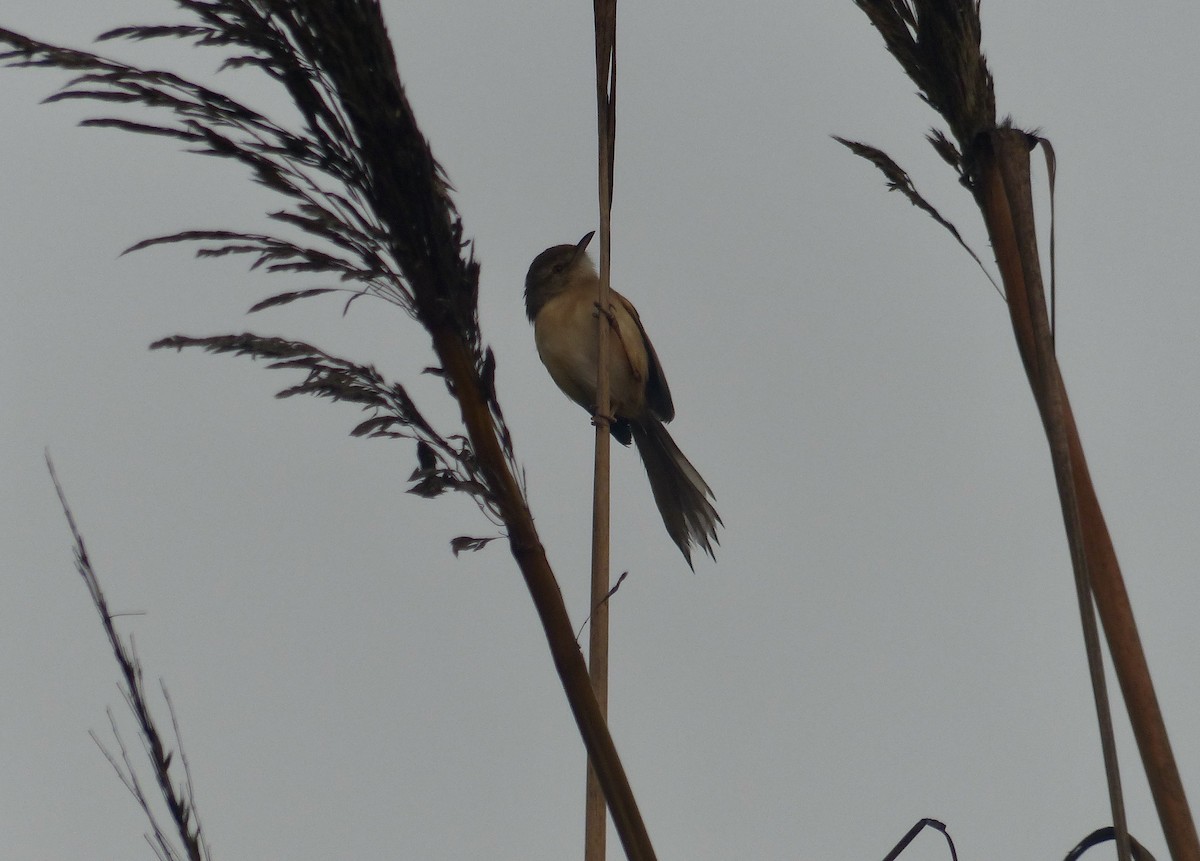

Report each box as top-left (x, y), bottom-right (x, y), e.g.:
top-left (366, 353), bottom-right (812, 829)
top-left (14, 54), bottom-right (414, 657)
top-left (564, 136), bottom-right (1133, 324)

top-left (630, 419), bottom-right (722, 568)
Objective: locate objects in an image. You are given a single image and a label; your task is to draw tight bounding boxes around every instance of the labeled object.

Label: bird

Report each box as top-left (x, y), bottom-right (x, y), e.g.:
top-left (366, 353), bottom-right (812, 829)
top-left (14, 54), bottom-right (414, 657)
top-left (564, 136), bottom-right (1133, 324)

top-left (524, 231), bottom-right (721, 567)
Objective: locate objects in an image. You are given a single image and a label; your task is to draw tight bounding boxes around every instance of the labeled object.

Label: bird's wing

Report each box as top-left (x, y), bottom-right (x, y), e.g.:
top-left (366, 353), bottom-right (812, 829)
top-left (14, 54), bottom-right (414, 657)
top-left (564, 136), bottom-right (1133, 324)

top-left (613, 291), bottom-right (675, 422)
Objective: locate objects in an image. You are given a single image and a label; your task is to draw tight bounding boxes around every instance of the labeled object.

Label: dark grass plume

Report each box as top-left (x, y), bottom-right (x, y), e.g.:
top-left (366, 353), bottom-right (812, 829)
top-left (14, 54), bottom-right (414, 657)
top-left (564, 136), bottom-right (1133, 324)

top-left (1, 7), bottom-right (514, 519)
top-left (851, 0), bottom-right (995, 158)
top-left (2, 4), bottom-right (655, 858)
top-left (149, 333), bottom-right (505, 522)
top-left (837, 1), bottom-right (998, 285)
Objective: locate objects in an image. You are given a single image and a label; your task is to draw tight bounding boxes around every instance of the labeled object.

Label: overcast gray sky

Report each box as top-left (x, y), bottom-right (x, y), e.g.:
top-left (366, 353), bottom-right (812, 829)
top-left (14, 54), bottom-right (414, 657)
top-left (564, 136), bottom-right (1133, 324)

top-left (3, 2), bottom-right (1199, 860)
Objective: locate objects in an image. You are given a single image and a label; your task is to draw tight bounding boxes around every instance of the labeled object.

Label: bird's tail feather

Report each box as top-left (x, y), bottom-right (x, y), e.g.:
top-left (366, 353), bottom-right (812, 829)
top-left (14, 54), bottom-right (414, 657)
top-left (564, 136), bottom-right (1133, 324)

top-left (631, 419), bottom-right (721, 568)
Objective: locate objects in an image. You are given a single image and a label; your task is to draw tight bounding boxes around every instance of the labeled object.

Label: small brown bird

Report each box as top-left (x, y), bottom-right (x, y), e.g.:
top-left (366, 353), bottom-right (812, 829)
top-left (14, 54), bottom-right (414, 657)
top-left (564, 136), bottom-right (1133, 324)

top-left (524, 231), bottom-right (721, 567)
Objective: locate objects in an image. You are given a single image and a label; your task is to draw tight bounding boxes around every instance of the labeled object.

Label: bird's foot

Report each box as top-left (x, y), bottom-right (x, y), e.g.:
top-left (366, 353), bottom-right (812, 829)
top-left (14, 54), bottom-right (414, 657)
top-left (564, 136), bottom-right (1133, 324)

top-left (590, 409), bottom-right (617, 431)
top-left (591, 301), bottom-right (619, 330)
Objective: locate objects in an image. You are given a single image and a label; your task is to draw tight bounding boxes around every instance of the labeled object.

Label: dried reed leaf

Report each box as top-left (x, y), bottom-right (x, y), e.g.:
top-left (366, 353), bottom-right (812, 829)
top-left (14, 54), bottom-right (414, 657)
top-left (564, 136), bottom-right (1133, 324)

top-left (1065, 828), bottom-right (1157, 861)
top-left (881, 818), bottom-right (957, 861)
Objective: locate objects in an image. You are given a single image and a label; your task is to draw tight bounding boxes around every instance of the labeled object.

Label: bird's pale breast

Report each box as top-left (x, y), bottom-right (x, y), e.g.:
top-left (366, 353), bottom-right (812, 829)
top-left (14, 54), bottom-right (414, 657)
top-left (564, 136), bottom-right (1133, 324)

top-left (533, 289), bottom-right (648, 417)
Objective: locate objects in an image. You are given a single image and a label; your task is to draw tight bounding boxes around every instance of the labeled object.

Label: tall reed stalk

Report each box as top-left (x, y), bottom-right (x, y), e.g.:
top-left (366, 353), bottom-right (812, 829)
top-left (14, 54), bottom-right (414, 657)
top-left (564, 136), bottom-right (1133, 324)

top-left (584, 2), bottom-right (619, 859)
top-left (840, 4), bottom-right (1198, 860)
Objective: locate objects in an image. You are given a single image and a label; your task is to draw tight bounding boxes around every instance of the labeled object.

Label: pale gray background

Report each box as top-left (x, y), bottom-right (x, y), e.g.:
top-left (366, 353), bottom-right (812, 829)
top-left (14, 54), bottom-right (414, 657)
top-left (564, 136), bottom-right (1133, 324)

top-left (3, 2), bottom-right (1198, 860)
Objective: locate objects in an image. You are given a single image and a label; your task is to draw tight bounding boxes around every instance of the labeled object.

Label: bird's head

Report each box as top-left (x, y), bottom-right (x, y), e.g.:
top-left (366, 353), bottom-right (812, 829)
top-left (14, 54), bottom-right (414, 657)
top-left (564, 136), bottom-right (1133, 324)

top-left (524, 231), bottom-right (596, 320)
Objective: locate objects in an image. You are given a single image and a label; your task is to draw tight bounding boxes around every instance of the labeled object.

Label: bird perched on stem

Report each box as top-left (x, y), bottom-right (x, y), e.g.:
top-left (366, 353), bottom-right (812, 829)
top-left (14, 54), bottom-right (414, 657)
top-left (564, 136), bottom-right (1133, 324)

top-left (524, 231), bottom-right (721, 567)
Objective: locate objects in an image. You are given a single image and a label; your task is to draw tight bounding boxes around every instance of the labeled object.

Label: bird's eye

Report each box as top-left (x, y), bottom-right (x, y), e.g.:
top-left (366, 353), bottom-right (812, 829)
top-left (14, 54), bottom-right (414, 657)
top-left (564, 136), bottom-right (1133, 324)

top-left (552, 263), bottom-right (564, 273)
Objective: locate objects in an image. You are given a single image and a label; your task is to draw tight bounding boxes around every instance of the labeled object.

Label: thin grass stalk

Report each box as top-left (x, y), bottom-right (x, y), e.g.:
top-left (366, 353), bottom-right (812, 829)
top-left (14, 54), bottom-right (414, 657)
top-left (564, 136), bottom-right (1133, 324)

top-left (585, 2), bottom-right (619, 859)
top-left (48, 454), bottom-right (210, 861)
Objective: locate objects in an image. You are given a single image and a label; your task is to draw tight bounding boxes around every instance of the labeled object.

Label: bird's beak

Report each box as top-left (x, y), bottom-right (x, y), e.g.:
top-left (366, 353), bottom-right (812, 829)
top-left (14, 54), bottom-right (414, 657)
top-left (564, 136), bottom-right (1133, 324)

top-left (576, 231), bottom-right (596, 252)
